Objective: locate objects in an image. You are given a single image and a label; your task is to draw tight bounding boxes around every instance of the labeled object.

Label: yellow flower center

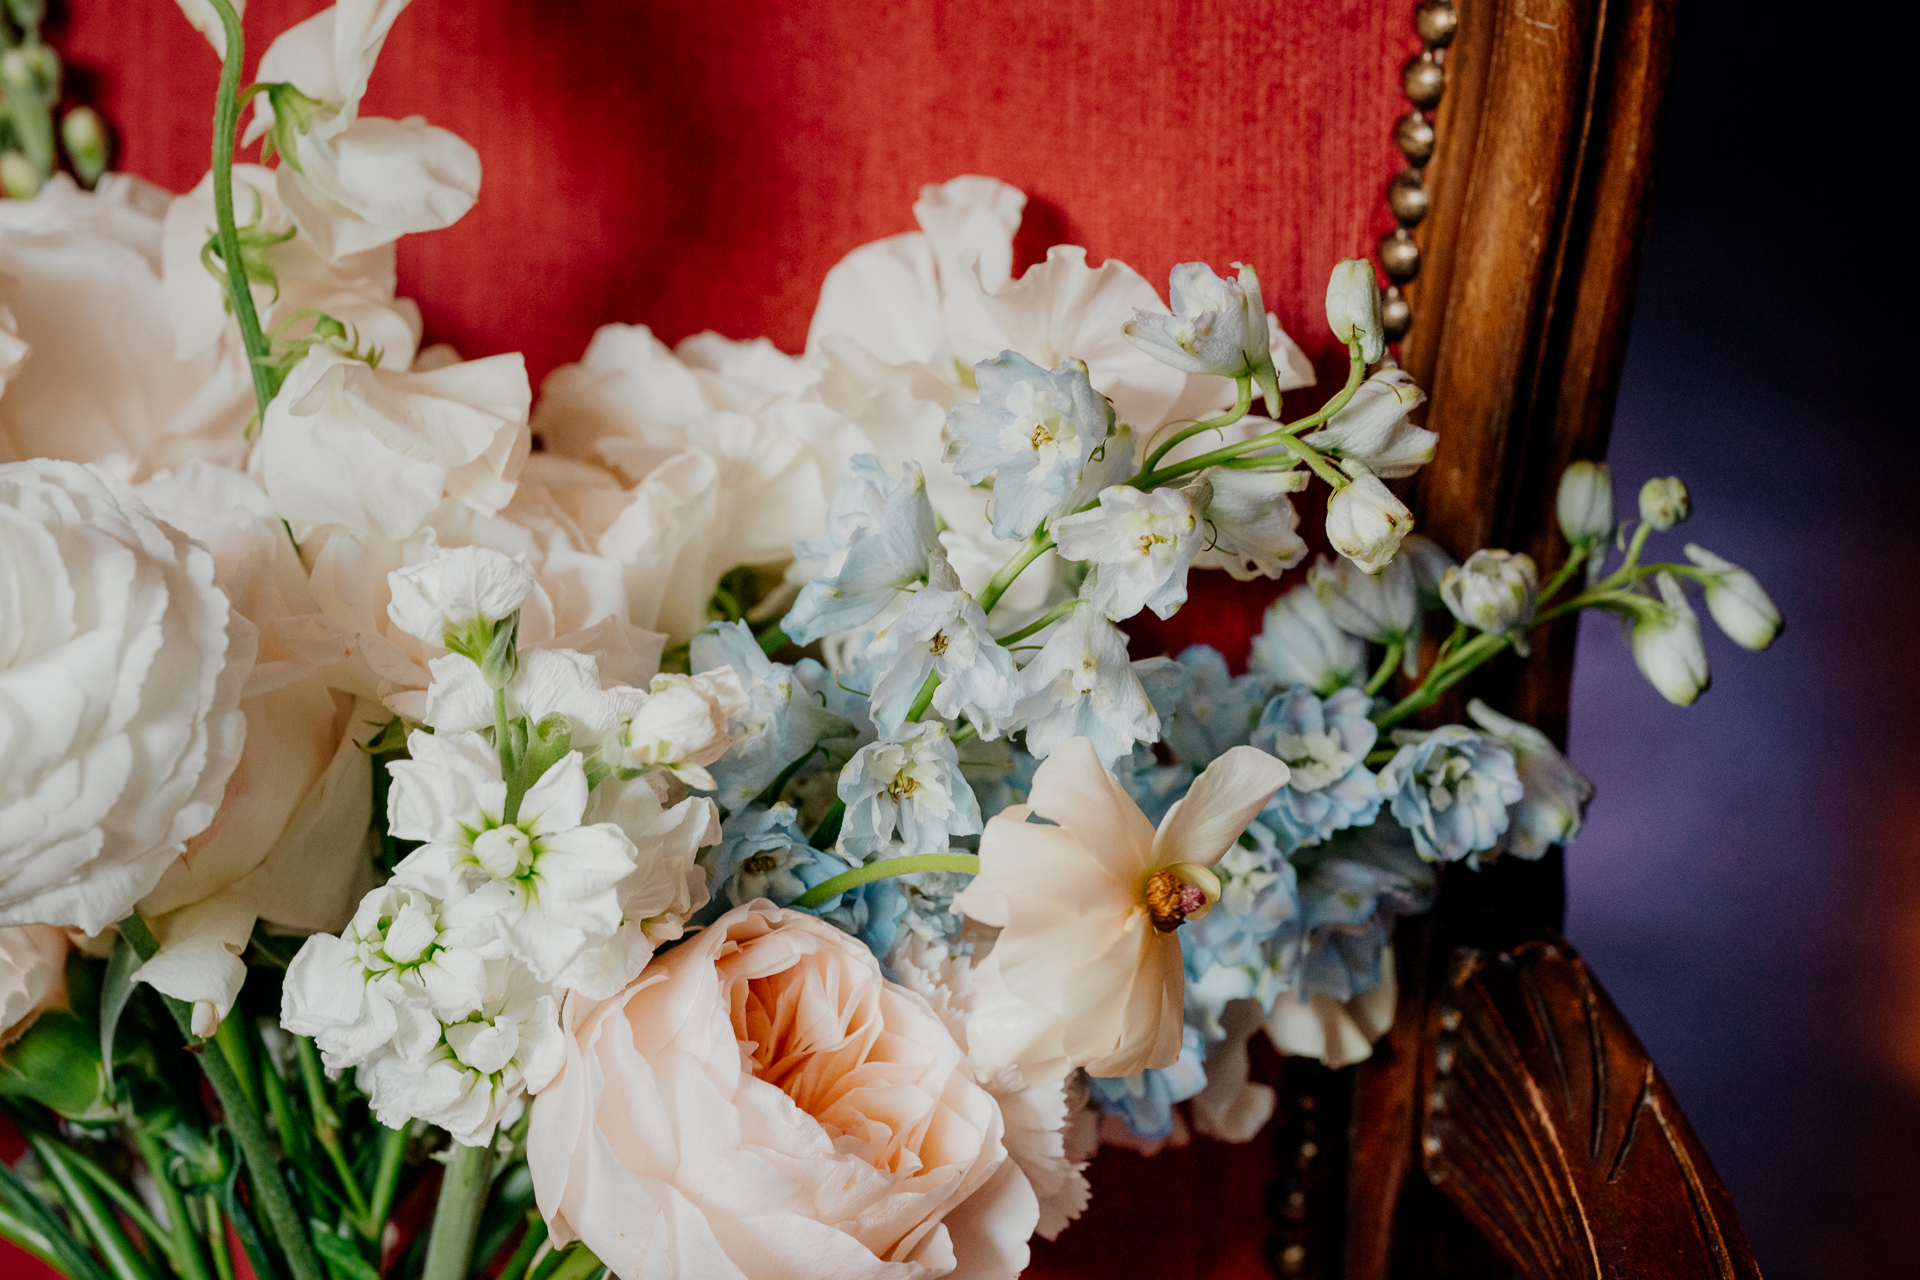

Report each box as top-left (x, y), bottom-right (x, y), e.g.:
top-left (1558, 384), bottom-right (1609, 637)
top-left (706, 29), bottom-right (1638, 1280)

top-left (743, 853), bottom-right (779, 875)
top-left (1143, 868), bottom-right (1209, 932)
top-left (928, 631), bottom-right (949, 656)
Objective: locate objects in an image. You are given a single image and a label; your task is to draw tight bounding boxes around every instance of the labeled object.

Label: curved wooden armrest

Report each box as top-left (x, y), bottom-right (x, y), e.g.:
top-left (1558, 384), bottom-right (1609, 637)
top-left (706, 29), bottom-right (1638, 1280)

top-left (1345, 913), bottom-right (1762, 1280)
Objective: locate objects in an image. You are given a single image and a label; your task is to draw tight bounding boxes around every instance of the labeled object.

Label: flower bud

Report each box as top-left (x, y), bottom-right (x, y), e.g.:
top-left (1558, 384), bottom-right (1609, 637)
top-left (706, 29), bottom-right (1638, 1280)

top-left (1325, 465), bottom-right (1413, 574)
top-left (388, 545), bottom-right (537, 655)
top-left (1638, 476), bottom-right (1689, 531)
top-left (1630, 572), bottom-right (1710, 705)
top-left (1325, 259), bottom-right (1385, 363)
top-left (0, 151), bottom-right (41, 200)
top-left (60, 107), bottom-right (110, 188)
top-left (1440, 549), bottom-right (1539, 643)
top-left (1683, 544), bottom-right (1781, 651)
top-left (1556, 460), bottom-right (1614, 546)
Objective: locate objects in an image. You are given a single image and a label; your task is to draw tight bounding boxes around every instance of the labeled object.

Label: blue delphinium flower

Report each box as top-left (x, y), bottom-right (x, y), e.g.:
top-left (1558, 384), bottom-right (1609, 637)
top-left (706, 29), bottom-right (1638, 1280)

top-left (1251, 685), bottom-right (1383, 850)
top-left (948, 352), bottom-right (1117, 540)
top-left (1086, 1024), bottom-right (1209, 1141)
top-left (1287, 817), bottom-right (1436, 1002)
top-left (1247, 584), bottom-right (1366, 696)
top-left (1466, 698), bottom-right (1595, 858)
top-left (691, 622), bottom-right (855, 811)
top-left (1114, 744), bottom-right (1194, 828)
top-left (801, 850), bottom-right (910, 962)
top-left (1181, 823), bottom-right (1301, 1037)
top-left (1011, 602), bottom-right (1160, 767)
top-left (1376, 724), bottom-right (1523, 864)
top-left (700, 803), bottom-right (827, 919)
top-left (838, 722), bottom-right (982, 857)
top-left (862, 553), bottom-right (1018, 736)
top-left (1159, 646), bottom-right (1271, 767)
top-left (783, 458), bottom-right (940, 643)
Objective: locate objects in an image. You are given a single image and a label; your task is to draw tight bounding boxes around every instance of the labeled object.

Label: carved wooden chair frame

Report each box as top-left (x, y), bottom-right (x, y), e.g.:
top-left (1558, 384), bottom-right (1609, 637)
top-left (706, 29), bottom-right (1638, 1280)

top-left (1276, 0), bottom-right (1767, 1276)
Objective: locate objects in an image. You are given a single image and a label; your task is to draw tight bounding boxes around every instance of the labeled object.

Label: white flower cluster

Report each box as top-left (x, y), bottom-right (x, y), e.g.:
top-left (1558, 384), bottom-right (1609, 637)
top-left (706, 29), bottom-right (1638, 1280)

top-left (281, 547), bottom-right (722, 1144)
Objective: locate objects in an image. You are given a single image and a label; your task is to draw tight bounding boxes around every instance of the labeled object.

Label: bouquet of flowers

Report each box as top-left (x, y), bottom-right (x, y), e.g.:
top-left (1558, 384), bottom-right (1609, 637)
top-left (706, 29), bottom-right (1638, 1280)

top-left (0, 3), bottom-right (1782, 1279)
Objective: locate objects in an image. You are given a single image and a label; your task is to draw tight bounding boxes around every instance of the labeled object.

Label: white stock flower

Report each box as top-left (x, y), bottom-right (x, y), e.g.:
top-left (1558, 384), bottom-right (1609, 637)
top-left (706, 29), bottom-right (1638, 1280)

top-left (258, 346), bottom-right (531, 540)
top-left (953, 738), bottom-right (1289, 1083)
top-left (245, 2), bottom-right (481, 261)
top-left (1248, 585), bottom-right (1367, 696)
top-left (387, 544), bottom-right (536, 650)
top-left (1325, 465), bottom-right (1414, 574)
top-left (1, 174), bottom-right (253, 474)
top-left (1466, 700), bottom-right (1595, 858)
top-left (1684, 544), bottom-right (1781, 651)
top-left (1053, 483), bottom-right (1207, 622)
top-left (1300, 367), bottom-right (1433, 479)
top-left (1190, 467), bottom-right (1309, 581)
top-left (1556, 460), bottom-right (1614, 547)
top-left (0, 461), bottom-right (249, 933)
top-left (1629, 572), bottom-right (1710, 706)
top-left (1012, 603), bottom-right (1160, 767)
top-left (1325, 259), bottom-right (1386, 363)
top-left (1439, 549), bottom-right (1539, 642)
top-left (1638, 476), bottom-right (1690, 531)
top-left (613, 670), bottom-right (745, 790)
top-left (385, 731), bottom-right (638, 981)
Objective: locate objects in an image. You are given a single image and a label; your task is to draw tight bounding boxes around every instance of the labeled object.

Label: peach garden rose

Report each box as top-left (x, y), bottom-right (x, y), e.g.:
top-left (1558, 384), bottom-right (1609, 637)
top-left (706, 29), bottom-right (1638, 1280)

top-left (528, 900), bottom-right (1038, 1279)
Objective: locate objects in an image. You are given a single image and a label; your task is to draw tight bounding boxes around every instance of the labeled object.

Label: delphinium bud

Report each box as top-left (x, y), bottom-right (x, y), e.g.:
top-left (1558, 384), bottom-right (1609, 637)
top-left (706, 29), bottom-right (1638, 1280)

top-left (1638, 476), bottom-right (1690, 531)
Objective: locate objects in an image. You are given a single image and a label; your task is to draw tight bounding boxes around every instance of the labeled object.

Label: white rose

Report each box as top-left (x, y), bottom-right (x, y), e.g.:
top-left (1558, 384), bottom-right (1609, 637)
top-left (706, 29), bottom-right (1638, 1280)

top-left (0, 461), bottom-right (250, 933)
top-left (0, 174), bottom-right (252, 476)
top-left (1, 924), bottom-right (69, 1047)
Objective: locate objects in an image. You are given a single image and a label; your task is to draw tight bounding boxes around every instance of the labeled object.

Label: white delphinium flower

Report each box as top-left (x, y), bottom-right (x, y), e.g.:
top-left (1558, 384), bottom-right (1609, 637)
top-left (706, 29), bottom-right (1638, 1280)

top-left (1053, 482), bottom-right (1208, 622)
top-left (1248, 585), bottom-right (1366, 696)
top-left (362, 959), bottom-right (564, 1147)
top-left (863, 554), bottom-right (1018, 736)
top-left (1439, 549), bottom-right (1539, 651)
top-left (170, 0), bottom-right (243, 57)
top-left (1399, 533), bottom-right (1457, 606)
top-left (1556, 461), bottom-right (1614, 548)
top-left (1301, 367), bottom-right (1433, 479)
top-left (1325, 464), bottom-right (1415, 574)
top-left (783, 459), bottom-right (940, 644)
top-left (1638, 476), bottom-right (1690, 530)
top-left (387, 545), bottom-right (536, 654)
top-left (1011, 603), bottom-right (1161, 767)
top-left (612, 670), bottom-right (747, 791)
top-left (1310, 554), bottom-right (1419, 672)
top-left (1683, 545), bottom-right (1781, 651)
top-left (386, 731), bottom-right (638, 981)
top-left (1189, 468), bottom-right (1309, 581)
top-left (1324, 259), bottom-right (1386, 363)
top-left (1465, 700), bottom-right (1595, 858)
top-left (1123, 262), bottom-right (1282, 410)
top-left (948, 352), bottom-right (1117, 540)
top-left (839, 723), bottom-right (982, 857)
top-left (242, 1), bottom-right (481, 261)
top-left (1628, 572), bottom-right (1710, 705)
top-left (281, 882), bottom-right (501, 1068)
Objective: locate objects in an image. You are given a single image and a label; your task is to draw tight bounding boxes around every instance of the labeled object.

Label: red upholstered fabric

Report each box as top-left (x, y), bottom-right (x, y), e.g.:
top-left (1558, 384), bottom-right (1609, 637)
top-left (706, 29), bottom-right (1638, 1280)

top-left (11, 3), bottom-right (1417, 1276)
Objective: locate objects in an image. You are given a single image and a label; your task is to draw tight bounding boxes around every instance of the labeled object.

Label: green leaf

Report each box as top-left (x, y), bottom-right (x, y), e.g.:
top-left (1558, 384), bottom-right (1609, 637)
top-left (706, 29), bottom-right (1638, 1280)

top-left (100, 934), bottom-right (141, 1087)
top-left (0, 1008), bottom-right (114, 1121)
top-left (0, 1158), bottom-right (112, 1280)
top-left (313, 1231), bottom-right (380, 1280)
top-left (217, 1157), bottom-right (285, 1280)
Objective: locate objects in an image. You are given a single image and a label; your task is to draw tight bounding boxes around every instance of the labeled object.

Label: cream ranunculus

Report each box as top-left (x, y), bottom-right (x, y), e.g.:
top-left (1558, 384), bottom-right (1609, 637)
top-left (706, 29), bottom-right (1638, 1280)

top-left (1, 924), bottom-right (69, 1047)
top-left (529, 901), bottom-right (1038, 1280)
top-left (257, 345), bottom-right (531, 540)
top-left (130, 463), bottom-right (378, 1030)
top-left (0, 174), bottom-right (253, 475)
top-left (953, 738), bottom-right (1289, 1084)
top-left (0, 461), bottom-right (250, 933)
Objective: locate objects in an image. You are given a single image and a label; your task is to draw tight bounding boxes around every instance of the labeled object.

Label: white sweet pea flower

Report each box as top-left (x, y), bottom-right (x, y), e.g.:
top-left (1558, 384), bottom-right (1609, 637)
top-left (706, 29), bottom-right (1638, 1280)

top-left (387, 544), bottom-right (536, 652)
top-left (862, 554), bottom-right (1018, 736)
top-left (1248, 585), bottom-right (1366, 696)
top-left (280, 882), bottom-right (502, 1068)
top-left (1123, 262), bottom-right (1281, 408)
top-left (1053, 482), bottom-right (1208, 622)
top-left (1325, 259), bottom-right (1386, 363)
top-left (1628, 572), bottom-right (1710, 706)
top-left (839, 722), bottom-right (982, 857)
top-left (258, 346), bottom-right (531, 540)
top-left (1556, 460), bottom-right (1614, 547)
top-left (1325, 464), bottom-right (1414, 574)
top-left (1638, 476), bottom-right (1690, 530)
top-left (1300, 367), bottom-right (1433, 479)
top-left (1186, 467), bottom-right (1309, 582)
top-left (1011, 603), bottom-right (1161, 767)
top-left (385, 731), bottom-right (639, 981)
top-left (1466, 700), bottom-right (1596, 858)
top-left (244, 2), bottom-right (481, 261)
top-left (361, 959), bottom-right (564, 1147)
top-left (1682, 545), bottom-right (1780, 651)
top-left (1439, 549), bottom-right (1539, 648)
top-left (613, 670), bottom-right (746, 790)
top-left (953, 737), bottom-right (1289, 1083)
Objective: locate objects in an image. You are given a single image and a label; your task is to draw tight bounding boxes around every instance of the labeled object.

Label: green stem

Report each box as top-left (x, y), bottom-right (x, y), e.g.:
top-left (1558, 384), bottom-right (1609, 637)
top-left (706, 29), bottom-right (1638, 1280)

top-left (904, 671), bottom-right (941, 724)
top-left (1144, 376), bottom-right (1253, 472)
top-left (1365, 642), bottom-right (1402, 695)
top-left (205, 0), bottom-right (275, 420)
top-left (213, 1012), bottom-right (261, 1114)
top-left (1374, 632), bottom-right (1511, 730)
top-left (1276, 433), bottom-right (1349, 489)
top-left (29, 1136), bottom-right (157, 1280)
top-left (1536, 547), bottom-right (1587, 608)
top-left (136, 1129), bottom-right (215, 1280)
top-left (202, 1198), bottom-right (236, 1280)
top-left (51, 1139), bottom-right (174, 1266)
top-left (977, 531), bottom-right (1054, 616)
top-left (420, 1143), bottom-right (494, 1280)
top-left (366, 1122), bottom-right (409, 1245)
top-left (0, 1205), bottom-right (60, 1272)
top-left (120, 914), bottom-right (329, 1280)
top-left (295, 1036), bottom-right (374, 1231)
top-left (1132, 347), bottom-right (1367, 488)
top-left (543, 1244), bottom-right (606, 1280)
top-left (995, 600), bottom-right (1076, 646)
top-left (496, 1215), bottom-right (549, 1280)
top-left (792, 853), bottom-right (980, 909)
